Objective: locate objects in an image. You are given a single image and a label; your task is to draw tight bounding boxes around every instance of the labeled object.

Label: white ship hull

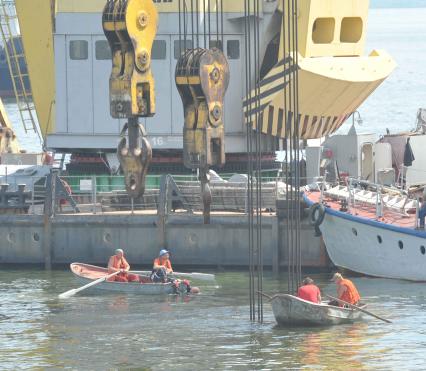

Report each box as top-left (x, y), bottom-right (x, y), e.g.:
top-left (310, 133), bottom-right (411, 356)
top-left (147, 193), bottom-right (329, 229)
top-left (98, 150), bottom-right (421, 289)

top-left (321, 208), bottom-right (426, 281)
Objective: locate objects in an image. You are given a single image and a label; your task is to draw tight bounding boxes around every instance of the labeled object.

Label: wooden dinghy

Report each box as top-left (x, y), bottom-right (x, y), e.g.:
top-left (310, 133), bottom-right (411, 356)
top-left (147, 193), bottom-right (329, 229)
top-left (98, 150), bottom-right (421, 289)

top-left (70, 263), bottom-right (175, 295)
top-left (271, 294), bottom-right (366, 326)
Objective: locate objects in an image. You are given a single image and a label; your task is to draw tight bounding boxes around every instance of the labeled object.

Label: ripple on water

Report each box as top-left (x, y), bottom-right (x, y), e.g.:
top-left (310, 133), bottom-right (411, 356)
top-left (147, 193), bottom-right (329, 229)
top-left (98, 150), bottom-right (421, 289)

top-left (0, 267), bottom-right (426, 370)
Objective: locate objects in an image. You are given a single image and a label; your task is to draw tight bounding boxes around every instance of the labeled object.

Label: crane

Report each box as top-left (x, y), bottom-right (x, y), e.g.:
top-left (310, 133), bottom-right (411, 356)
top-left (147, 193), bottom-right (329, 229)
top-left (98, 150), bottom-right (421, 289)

top-left (103, 0), bottom-right (229, 223)
top-left (102, 0), bottom-right (158, 199)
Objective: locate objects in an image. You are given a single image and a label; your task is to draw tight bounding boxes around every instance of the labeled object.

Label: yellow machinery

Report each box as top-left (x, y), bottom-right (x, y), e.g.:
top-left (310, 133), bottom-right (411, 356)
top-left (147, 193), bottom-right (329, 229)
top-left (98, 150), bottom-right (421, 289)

top-left (175, 48), bottom-right (230, 223)
top-left (102, 0), bottom-right (158, 198)
top-left (244, 0), bottom-right (396, 139)
top-left (0, 97), bottom-right (19, 155)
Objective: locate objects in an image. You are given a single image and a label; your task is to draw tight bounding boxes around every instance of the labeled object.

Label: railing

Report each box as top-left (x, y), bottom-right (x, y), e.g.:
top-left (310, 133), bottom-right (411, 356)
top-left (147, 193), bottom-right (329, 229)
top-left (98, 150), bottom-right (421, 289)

top-left (325, 177), bottom-right (419, 227)
top-left (0, 174), bottom-right (284, 217)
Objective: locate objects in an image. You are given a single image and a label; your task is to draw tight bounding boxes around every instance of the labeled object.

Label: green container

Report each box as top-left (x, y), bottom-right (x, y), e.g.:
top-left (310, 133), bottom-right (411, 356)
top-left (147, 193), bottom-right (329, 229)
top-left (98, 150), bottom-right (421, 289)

top-left (110, 176), bottom-right (125, 192)
top-left (97, 176), bottom-right (110, 192)
top-left (145, 175), bottom-right (162, 190)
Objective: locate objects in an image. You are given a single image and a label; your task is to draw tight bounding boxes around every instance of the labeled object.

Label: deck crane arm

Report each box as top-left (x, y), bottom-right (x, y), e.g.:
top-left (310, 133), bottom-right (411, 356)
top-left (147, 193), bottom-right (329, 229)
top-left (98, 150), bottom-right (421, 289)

top-left (102, 0), bottom-right (158, 198)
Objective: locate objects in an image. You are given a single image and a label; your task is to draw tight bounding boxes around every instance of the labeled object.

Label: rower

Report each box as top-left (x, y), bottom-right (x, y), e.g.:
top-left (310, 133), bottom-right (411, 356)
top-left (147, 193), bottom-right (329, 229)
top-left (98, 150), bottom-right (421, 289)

top-left (330, 273), bottom-right (361, 306)
top-left (297, 277), bottom-right (322, 304)
top-left (151, 249), bottom-right (173, 283)
top-left (107, 249), bottom-right (140, 283)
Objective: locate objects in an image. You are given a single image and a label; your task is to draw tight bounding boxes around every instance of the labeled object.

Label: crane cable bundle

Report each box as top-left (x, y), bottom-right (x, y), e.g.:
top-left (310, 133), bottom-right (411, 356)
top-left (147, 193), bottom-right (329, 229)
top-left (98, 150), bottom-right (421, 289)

top-left (244, 0), bottom-right (301, 323)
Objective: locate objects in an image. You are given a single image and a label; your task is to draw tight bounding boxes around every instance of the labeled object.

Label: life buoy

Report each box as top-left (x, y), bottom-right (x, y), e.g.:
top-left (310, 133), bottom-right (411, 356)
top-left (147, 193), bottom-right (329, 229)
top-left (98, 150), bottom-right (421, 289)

top-left (309, 202), bottom-right (326, 236)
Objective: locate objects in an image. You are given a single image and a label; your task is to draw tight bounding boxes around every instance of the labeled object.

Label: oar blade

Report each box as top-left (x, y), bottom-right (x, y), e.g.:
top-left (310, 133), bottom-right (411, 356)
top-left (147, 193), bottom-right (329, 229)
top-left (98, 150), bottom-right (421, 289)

top-left (58, 271), bottom-right (119, 299)
top-left (189, 273), bottom-right (216, 282)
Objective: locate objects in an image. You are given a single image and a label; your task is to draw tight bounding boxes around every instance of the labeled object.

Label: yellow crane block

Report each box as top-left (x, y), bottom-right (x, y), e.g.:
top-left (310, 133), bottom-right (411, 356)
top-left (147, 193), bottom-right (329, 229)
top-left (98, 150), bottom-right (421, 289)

top-left (103, 0), bottom-right (158, 118)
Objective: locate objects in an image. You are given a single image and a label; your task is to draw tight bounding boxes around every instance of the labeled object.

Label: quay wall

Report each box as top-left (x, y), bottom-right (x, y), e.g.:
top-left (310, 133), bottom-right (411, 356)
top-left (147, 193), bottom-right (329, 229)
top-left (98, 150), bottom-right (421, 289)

top-left (0, 214), bottom-right (329, 269)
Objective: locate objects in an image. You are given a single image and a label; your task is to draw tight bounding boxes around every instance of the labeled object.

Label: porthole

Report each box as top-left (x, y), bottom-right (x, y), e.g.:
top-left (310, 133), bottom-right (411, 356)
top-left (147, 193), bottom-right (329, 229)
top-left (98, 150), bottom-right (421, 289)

top-left (421, 246), bottom-right (425, 255)
top-left (398, 241), bottom-right (404, 250)
top-left (352, 228), bottom-right (358, 236)
top-left (33, 233), bottom-right (40, 242)
top-left (103, 233), bottom-right (112, 244)
top-left (7, 232), bottom-right (15, 244)
top-left (377, 235), bottom-right (382, 244)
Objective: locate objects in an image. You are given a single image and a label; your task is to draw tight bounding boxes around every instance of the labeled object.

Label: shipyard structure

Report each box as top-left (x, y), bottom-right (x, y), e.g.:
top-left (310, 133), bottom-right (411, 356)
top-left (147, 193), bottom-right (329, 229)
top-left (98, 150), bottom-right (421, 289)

top-left (16, 0), bottom-right (394, 174)
top-left (0, 0), bottom-right (397, 269)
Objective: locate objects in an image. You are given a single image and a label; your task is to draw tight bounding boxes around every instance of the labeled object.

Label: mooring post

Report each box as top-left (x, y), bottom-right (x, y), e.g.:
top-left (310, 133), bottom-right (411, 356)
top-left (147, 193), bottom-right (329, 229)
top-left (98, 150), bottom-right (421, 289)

top-left (272, 217), bottom-right (280, 278)
top-left (43, 171), bottom-right (57, 270)
top-left (157, 174), bottom-right (168, 249)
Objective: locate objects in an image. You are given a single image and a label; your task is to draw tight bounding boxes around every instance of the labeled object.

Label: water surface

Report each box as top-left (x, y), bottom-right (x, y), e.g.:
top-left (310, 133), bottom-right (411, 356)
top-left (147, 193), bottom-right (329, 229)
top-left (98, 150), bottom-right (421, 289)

top-left (1, 269), bottom-right (425, 370)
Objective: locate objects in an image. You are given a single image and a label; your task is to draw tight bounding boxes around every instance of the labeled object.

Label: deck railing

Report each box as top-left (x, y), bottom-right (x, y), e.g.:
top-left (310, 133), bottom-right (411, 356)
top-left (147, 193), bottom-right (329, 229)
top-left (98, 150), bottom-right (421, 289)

top-left (0, 173), bottom-right (284, 217)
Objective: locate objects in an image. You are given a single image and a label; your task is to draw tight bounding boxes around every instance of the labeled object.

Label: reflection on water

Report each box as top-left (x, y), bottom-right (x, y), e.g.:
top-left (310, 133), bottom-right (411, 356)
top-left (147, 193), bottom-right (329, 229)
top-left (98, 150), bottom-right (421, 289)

top-left (0, 268), bottom-right (426, 370)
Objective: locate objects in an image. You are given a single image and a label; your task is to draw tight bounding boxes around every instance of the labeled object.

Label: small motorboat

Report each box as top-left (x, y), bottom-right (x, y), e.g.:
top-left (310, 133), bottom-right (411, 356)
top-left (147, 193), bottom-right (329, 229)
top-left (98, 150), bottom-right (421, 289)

top-left (271, 294), bottom-right (366, 326)
top-left (70, 263), bottom-right (176, 295)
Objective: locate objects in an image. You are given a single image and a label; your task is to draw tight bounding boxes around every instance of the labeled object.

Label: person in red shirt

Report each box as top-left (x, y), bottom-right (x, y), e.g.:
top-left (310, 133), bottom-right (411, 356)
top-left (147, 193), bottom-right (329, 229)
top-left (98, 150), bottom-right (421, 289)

top-left (297, 277), bottom-right (322, 304)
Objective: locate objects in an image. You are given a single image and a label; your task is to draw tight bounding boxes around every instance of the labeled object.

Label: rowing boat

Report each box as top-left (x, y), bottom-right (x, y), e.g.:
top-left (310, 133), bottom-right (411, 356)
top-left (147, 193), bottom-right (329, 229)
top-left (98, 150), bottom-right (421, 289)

top-left (271, 294), bottom-right (366, 326)
top-left (70, 263), bottom-right (175, 295)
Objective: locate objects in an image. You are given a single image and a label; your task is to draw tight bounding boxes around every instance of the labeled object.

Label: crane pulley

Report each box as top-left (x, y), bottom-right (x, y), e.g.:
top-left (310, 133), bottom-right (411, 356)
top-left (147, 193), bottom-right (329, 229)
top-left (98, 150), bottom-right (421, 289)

top-left (175, 48), bottom-right (230, 223)
top-left (102, 0), bottom-right (157, 198)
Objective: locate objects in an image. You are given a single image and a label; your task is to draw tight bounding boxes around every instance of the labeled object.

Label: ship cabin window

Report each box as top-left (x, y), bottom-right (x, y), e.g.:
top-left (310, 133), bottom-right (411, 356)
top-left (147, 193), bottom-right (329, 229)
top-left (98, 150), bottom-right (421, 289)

top-left (209, 40), bottom-right (223, 51)
top-left (174, 40), bottom-right (193, 59)
top-left (69, 40), bottom-right (88, 60)
top-left (152, 40), bottom-right (167, 60)
top-left (340, 17), bottom-right (363, 43)
top-left (421, 246), bottom-right (425, 255)
top-left (399, 240), bottom-right (404, 250)
top-left (312, 18), bottom-right (335, 44)
top-left (227, 40), bottom-right (240, 60)
top-left (95, 40), bottom-right (112, 60)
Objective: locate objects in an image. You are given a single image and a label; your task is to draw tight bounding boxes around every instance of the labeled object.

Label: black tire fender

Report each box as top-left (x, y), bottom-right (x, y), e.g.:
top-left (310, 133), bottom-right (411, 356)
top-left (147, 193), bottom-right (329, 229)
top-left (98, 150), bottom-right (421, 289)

top-left (309, 202), bottom-right (326, 227)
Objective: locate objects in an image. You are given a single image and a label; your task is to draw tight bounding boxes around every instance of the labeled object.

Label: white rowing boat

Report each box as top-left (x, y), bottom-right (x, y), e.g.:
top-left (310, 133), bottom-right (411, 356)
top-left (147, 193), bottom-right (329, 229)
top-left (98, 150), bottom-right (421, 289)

top-left (70, 263), bottom-right (175, 295)
top-left (271, 294), bottom-right (366, 326)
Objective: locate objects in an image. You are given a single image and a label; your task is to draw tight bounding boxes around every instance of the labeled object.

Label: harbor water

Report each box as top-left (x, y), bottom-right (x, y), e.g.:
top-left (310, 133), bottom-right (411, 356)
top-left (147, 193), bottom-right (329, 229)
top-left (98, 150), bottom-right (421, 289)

top-left (0, 269), bottom-right (425, 370)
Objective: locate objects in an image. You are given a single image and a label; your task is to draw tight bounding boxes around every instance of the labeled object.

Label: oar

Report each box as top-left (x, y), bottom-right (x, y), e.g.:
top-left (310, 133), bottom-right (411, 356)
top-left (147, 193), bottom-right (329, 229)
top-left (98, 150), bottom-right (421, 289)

top-left (58, 271), bottom-right (121, 299)
top-left (131, 270), bottom-right (216, 282)
top-left (257, 291), bottom-right (276, 301)
top-left (326, 295), bottom-right (392, 323)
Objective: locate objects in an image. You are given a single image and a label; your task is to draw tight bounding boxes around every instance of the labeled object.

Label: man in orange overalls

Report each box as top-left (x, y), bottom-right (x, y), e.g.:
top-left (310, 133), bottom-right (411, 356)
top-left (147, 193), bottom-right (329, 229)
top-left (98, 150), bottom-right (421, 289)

top-left (331, 273), bottom-right (361, 306)
top-left (108, 249), bottom-right (140, 282)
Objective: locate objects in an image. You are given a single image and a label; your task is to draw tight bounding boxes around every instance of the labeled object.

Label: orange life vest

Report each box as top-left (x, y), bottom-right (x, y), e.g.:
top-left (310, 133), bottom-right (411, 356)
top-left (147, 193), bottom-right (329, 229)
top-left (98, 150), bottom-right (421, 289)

top-left (339, 279), bottom-right (360, 305)
top-left (153, 257), bottom-right (172, 270)
top-left (111, 255), bottom-right (128, 270)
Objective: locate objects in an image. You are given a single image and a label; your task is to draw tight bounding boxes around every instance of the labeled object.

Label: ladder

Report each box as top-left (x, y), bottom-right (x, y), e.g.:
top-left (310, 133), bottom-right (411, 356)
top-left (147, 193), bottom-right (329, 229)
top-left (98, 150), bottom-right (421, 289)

top-left (0, 0), bottom-right (41, 142)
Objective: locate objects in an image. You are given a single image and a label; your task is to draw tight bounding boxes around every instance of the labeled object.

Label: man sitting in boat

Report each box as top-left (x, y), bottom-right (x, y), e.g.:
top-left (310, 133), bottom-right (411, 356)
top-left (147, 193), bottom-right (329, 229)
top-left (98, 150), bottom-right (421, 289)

top-left (108, 249), bottom-right (140, 283)
top-left (331, 273), bottom-right (361, 306)
top-left (297, 277), bottom-right (321, 303)
top-left (151, 249), bottom-right (173, 283)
